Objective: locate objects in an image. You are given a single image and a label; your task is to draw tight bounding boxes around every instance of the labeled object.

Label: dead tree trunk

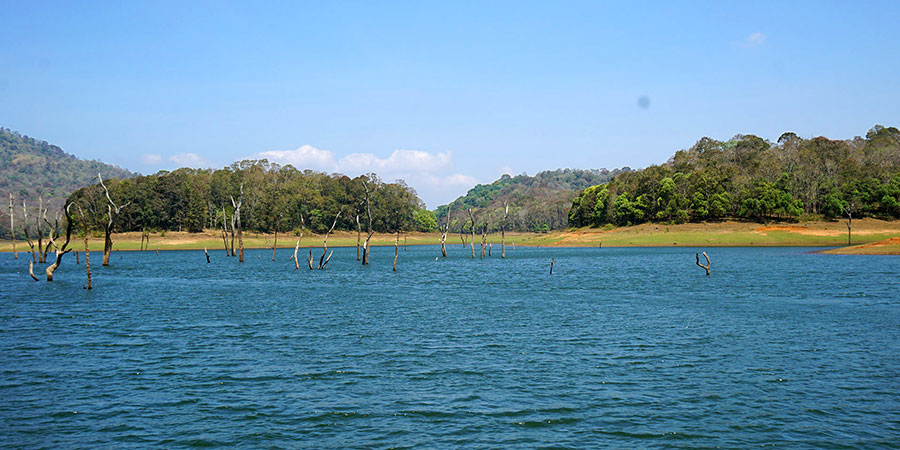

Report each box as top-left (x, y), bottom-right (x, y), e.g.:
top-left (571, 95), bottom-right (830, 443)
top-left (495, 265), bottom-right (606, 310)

top-left (98, 173), bottom-right (130, 267)
top-left (204, 247), bottom-right (210, 263)
top-left (220, 206), bottom-right (229, 256)
top-left (272, 215), bottom-right (281, 262)
top-left (393, 230), bottom-right (400, 271)
top-left (318, 210), bottom-right (340, 269)
top-left (480, 222), bottom-right (487, 259)
top-left (467, 208), bottom-right (476, 258)
top-left (841, 205), bottom-right (853, 246)
top-left (76, 250), bottom-right (79, 264)
top-left (501, 202), bottom-right (509, 259)
top-left (36, 196), bottom-right (44, 263)
top-left (29, 260), bottom-right (38, 281)
top-left (77, 205), bottom-right (92, 290)
top-left (362, 181), bottom-right (374, 265)
top-left (8, 193), bottom-right (16, 259)
top-left (40, 209), bottom-right (58, 264)
top-left (440, 206), bottom-right (451, 258)
top-left (22, 201), bottom-right (36, 263)
top-left (44, 203), bottom-right (74, 281)
top-left (356, 214), bottom-right (362, 261)
top-left (230, 212), bottom-right (236, 256)
top-left (696, 252), bottom-right (710, 276)
top-left (550, 258), bottom-right (554, 275)
top-left (292, 239), bottom-right (301, 270)
top-left (230, 183), bottom-right (244, 263)
top-left (307, 249), bottom-right (314, 270)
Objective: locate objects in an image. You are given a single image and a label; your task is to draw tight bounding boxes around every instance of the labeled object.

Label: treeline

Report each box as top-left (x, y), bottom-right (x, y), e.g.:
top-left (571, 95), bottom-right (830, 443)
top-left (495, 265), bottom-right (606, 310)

top-left (436, 168), bottom-right (629, 232)
top-left (68, 160), bottom-right (435, 235)
top-left (569, 125), bottom-right (900, 227)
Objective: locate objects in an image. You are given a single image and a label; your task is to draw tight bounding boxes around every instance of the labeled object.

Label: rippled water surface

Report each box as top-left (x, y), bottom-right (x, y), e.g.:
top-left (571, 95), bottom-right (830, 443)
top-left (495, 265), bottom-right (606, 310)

top-left (2, 245), bottom-right (899, 449)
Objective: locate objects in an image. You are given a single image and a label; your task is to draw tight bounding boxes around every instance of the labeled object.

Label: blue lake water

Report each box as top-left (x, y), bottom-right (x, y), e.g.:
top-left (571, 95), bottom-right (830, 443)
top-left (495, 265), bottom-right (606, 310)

top-left (1, 245), bottom-right (899, 449)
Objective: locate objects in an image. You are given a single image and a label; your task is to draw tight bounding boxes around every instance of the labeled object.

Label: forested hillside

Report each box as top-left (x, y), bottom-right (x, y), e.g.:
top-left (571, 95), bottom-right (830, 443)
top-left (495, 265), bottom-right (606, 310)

top-left (68, 160), bottom-right (433, 235)
top-left (569, 125), bottom-right (900, 227)
top-left (435, 168), bottom-right (629, 232)
top-left (1, 127), bottom-right (135, 238)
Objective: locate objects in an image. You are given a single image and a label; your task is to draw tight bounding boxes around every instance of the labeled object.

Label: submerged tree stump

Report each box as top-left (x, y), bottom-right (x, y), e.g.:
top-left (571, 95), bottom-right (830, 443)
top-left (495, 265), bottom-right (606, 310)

top-left (695, 252), bottom-right (710, 276)
top-left (28, 260), bottom-right (38, 281)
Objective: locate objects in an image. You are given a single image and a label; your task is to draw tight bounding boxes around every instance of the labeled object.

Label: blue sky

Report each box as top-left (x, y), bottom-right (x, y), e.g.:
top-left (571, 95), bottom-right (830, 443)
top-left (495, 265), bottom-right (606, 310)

top-left (1, 1), bottom-right (898, 207)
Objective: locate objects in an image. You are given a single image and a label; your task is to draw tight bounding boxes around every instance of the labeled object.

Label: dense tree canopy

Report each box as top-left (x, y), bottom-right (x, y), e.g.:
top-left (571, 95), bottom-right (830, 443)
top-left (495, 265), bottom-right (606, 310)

top-left (436, 168), bottom-right (630, 232)
top-left (68, 160), bottom-right (428, 235)
top-left (569, 125), bottom-right (900, 227)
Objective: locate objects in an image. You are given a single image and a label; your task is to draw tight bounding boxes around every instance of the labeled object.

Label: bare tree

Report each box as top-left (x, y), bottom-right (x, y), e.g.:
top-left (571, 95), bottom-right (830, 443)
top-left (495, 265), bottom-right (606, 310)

top-left (501, 202), bottom-right (509, 258)
top-left (467, 208), bottom-right (476, 258)
top-left (40, 208), bottom-right (59, 264)
top-left (440, 206), bottom-right (451, 258)
top-left (272, 213), bottom-right (283, 261)
top-left (840, 202), bottom-right (855, 246)
top-left (36, 195), bottom-right (46, 263)
top-left (77, 205), bottom-right (92, 289)
top-left (98, 173), bottom-right (130, 266)
top-left (361, 180), bottom-right (375, 265)
top-left (22, 201), bottom-right (36, 263)
top-left (356, 213), bottom-right (362, 261)
top-left (8, 193), bottom-right (16, 259)
top-left (28, 260), bottom-right (38, 281)
top-left (393, 229), bottom-right (400, 271)
top-left (318, 209), bottom-right (341, 269)
top-left (286, 214), bottom-right (306, 269)
top-left (44, 202), bottom-right (74, 281)
top-left (230, 183), bottom-right (244, 262)
top-left (480, 221), bottom-right (488, 259)
top-left (695, 252), bottom-right (710, 276)
top-left (291, 239), bottom-right (301, 270)
top-left (459, 223), bottom-right (468, 248)
top-left (220, 206), bottom-right (230, 256)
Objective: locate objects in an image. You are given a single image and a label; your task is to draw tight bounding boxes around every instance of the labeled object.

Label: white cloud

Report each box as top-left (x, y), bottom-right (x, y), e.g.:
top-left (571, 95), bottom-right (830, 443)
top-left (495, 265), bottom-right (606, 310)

top-left (140, 153), bottom-right (162, 164)
top-left (443, 173), bottom-right (479, 186)
top-left (256, 145), bottom-right (335, 171)
top-left (253, 145), bottom-right (477, 207)
top-left (735, 32), bottom-right (766, 48)
top-left (337, 149), bottom-right (453, 173)
top-left (169, 152), bottom-right (209, 167)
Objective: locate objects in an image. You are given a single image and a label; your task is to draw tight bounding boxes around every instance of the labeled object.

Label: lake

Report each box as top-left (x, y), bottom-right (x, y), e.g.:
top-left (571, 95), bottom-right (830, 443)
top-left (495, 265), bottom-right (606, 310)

top-left (1, 245), bottom-right (899, 449)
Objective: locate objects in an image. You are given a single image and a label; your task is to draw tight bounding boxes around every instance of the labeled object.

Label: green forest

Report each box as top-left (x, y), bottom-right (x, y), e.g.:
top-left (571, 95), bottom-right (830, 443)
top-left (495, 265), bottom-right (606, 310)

top-left (435, 168), bottom-right (630, 232)
top-left (568, 125), bottom-right (900, 227)
top-left (68, 160), bottom-right (434, 236)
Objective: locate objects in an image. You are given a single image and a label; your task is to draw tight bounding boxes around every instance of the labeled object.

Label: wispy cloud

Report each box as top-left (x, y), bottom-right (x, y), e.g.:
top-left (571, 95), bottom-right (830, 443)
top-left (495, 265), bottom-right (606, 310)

top-left (734, 32), bottom-right (766, 48)
top-left (253, 145), bottom-right (477, 207)
top-left (256, 145), bottom-right (335, 170)
top-left (169, 152), bottom-right (210, 167)
top-left (140, 153), bottom-right (162, 165)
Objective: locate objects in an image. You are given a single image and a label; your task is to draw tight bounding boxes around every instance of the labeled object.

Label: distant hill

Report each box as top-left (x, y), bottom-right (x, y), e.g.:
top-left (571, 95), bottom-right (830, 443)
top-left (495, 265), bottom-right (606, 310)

top-left (435, 168), bottom-right (630, 232)
top-left (1, 127), bottom-right (135, 225)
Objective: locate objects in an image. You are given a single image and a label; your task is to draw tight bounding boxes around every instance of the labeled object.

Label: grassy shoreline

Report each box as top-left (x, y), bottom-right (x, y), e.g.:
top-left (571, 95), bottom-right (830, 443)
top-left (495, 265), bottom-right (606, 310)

top-left (2, 219), bottom-right (899, 254)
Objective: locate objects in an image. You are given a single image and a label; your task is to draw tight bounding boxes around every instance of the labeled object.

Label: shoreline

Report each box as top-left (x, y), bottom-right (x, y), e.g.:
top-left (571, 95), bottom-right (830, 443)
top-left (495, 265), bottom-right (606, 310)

top-left (2, 219), bottom-right (899, 254)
